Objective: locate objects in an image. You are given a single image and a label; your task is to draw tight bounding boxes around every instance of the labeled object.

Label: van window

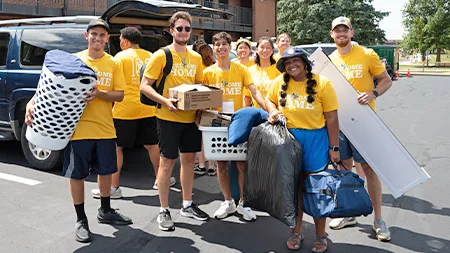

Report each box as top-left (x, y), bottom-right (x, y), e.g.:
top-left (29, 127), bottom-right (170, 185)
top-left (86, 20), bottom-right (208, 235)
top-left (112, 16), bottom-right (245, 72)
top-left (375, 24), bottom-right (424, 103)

top-left (0, 33), bottom-right (10, 66)
top-left (20, 28), bottom-right (87, 66)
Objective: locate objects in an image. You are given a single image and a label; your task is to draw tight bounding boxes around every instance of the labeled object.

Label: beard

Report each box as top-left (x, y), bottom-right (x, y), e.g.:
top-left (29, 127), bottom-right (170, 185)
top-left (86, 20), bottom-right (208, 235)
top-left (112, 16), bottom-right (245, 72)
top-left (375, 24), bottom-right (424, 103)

top-left (175, 38), bottom-right (189, 46)
top-left (334, 38), bottom-right (351, 48)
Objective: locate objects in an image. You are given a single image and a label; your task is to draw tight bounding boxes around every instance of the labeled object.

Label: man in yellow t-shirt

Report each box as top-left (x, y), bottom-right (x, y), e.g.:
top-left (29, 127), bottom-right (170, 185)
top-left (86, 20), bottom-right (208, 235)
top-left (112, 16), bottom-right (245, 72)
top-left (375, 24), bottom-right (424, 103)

top-left (203, 32), bottom-right (266, 222)
top-left (328, 16), bottom-right (393, 241)
top-left (25, 19), bottom-right (132, 243)
top-left (90, 27), bottom-right (176, 199)
top-left (140, 11), bottom-right (208, 231)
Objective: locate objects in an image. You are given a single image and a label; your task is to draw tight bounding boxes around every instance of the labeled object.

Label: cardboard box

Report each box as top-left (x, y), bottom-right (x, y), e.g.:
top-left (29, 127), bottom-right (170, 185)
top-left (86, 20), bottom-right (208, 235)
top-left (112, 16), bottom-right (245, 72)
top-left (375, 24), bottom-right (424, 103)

top-left (168, 84), bottom-right (223, 111)
top-left (200, 110), bottom-right (231, 127)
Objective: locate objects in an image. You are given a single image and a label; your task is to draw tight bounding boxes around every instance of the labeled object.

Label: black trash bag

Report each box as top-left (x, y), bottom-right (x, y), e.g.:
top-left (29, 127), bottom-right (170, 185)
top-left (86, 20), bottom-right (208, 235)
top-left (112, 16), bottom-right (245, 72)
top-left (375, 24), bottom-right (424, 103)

top-left (244, 117), bottom-right (302, 228)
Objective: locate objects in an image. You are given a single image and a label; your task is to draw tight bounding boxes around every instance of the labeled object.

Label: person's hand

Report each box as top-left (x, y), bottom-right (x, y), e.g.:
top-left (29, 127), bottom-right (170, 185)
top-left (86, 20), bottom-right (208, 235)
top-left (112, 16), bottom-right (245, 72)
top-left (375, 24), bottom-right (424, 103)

top-left (329, 150), bottom-right (340, 163)
top-left (267, 109), bottom-right (282, 124)
top-left (357, 92), bottom-right (376, 105)
top-left (84, 84), bottom-right (99, 103)
top-left (195, 110), bottom-right (202, 127)
top-left (24, 99), bottom-right (35, 126)
top-left (164, 98), bottom-right (178, 112)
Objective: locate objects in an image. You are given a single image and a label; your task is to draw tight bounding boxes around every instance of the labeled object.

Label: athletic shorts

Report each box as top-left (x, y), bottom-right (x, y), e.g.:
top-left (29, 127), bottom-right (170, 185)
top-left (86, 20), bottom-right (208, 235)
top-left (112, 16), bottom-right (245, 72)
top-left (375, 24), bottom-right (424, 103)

top-left (114, 117), bottom-right (158, 148)
top-left (157, 119), bottom-right (202, 159)
top-left (289, 127), bottom-right (330, 173)
top-left (62, 139), bottom-right (117, 180)
top-left (339, 131), bottom-right (367, 164)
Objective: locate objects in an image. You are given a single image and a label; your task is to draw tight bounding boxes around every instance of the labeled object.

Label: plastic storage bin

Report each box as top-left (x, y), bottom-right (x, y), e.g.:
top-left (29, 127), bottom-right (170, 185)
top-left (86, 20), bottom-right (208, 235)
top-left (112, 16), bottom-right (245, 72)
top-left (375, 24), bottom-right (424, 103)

top-left (26, 65), bottom-right (95, 150)
top-left (199, 126), bottom-right (247, 161)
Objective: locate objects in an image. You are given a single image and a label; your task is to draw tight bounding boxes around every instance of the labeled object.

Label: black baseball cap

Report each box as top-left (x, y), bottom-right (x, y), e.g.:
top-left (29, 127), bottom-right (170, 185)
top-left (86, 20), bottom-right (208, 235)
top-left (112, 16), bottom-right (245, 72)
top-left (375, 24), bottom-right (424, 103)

top-left (87, 19), bottom-right (110, 33)
top-left (276, 47), bottom-right (314, 73)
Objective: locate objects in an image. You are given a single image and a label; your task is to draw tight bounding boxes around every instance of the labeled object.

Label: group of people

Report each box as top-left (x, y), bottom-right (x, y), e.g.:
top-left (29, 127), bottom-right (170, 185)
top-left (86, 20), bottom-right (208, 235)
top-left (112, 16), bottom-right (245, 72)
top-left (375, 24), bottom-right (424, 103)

top-left (24, 11), bottom-right (392, 252)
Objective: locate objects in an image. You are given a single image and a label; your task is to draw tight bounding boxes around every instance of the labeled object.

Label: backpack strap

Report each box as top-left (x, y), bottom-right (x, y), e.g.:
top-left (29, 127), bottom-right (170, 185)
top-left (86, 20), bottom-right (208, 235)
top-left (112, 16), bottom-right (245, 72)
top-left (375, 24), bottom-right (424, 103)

top-left (156, 47), bottom-right (173, 108)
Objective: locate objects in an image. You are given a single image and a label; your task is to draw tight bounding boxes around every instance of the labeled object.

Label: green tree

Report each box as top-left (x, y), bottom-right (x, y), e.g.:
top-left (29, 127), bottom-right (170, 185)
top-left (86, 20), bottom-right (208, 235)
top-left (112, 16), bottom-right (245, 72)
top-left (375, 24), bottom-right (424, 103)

top-left (402, 0), bottom-right (450, 63)
top-left (277, 0), bottom-right (388, 46)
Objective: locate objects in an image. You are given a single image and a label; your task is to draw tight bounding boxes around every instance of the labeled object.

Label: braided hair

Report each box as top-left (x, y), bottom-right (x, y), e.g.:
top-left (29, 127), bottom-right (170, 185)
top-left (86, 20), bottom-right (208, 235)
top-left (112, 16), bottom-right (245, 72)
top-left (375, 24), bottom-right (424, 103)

top-left (279, 60), bottom-right (317, 107)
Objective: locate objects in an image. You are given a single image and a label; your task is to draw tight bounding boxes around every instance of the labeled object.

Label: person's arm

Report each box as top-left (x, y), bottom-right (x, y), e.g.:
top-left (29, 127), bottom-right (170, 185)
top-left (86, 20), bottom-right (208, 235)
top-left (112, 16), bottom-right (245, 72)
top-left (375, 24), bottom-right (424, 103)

top-left (84, 85), bottom-right (124, 102)
top-left (140, 77), bottom-right (177, 111)
top-left (324, 110), bottom-right (340, 163)
top-left (357, 70), bottom-right (392, 105)
top-left (24, 95), bottom-right (36, 125)
top-left (247, 84), bottom-right (266, 110)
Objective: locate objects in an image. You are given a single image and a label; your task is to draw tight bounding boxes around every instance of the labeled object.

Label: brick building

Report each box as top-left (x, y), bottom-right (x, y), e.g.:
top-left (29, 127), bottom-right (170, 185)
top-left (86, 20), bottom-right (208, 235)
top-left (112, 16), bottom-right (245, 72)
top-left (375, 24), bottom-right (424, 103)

top-left (0, 0), bottom-right (278, 42)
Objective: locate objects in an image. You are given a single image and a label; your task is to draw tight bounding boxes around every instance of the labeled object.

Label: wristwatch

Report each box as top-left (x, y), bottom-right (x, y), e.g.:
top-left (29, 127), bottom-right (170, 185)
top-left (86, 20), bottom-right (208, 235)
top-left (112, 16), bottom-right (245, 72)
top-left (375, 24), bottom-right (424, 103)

top-left (330, 146), bottom-right (339, 152)
top-left (372, 89), bottom-right (379, 97)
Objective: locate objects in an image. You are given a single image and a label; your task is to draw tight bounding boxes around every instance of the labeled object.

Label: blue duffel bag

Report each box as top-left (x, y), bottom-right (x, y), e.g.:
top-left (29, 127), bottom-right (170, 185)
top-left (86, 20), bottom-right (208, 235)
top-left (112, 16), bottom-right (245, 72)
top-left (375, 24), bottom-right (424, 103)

top-left (303, 162), bottom-right (373, 219)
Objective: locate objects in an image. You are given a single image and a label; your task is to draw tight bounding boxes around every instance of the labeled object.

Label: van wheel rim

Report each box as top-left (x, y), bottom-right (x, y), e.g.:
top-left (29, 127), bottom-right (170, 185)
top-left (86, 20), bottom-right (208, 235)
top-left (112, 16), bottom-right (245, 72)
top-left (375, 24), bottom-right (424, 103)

top-left (29, 143), bottom-right (51, 161)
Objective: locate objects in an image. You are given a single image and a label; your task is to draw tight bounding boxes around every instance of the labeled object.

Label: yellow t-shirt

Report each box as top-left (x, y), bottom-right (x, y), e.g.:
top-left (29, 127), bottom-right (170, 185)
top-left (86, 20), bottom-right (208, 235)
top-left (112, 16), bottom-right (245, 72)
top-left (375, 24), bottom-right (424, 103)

top-left (329, 45), bottom-right (385, 110)
top-left (239, 60), bottom-right (255, 68)
top-left (266, 74), bottom-right (338, 129)
top-left (71, 50), bottom-right (125, 140)
top-left (113, 48), bottom-right (155, 119)
top-left (203, 62), bottom-right (253, 113)
top-left (244, 64), bottom-right (281, 108)
top-left (273, 53), bottom-right (282, 62)
top-left (144, 47), bottom-right (203, 123)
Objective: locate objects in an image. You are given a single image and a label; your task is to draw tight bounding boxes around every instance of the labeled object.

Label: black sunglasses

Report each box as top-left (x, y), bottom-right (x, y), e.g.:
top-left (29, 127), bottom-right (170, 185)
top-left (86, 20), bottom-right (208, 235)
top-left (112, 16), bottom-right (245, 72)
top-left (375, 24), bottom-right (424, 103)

top-left (175, 26), bottom-right (191, 32)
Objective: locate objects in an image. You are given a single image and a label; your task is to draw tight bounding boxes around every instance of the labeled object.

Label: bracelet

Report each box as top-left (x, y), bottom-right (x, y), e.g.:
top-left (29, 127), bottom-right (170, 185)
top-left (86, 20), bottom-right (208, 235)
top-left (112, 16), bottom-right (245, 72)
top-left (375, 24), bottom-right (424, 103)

top-left (269, 109), bottom-right (278, 115)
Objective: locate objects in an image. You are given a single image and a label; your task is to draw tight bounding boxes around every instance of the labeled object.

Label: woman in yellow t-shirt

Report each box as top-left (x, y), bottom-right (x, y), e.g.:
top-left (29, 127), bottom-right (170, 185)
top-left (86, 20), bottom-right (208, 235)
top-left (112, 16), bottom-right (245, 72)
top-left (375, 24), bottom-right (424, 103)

top-left (193, 42), bottom-right (216, 176)
top-left (203, 31), bottom-right (266, 222)
top-left (265, 47), bottom-right (340, 253)
top-left (235, 38), bottom-right (255, 68)
top-left (244, 37), bottom-right (281, 107)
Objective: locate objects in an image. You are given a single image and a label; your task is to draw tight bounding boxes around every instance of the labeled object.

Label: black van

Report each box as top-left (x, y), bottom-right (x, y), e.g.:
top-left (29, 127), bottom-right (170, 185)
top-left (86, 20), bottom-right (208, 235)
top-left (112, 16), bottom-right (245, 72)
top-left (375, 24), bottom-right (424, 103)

top-left (0, 0), bottom-right (232, 171)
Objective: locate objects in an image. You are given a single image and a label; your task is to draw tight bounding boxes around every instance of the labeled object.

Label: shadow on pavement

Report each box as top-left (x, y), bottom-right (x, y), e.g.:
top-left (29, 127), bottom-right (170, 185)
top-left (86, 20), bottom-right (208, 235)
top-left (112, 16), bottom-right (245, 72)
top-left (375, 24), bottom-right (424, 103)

top-left (382, 194), bottom-right (450, 217)
top-left (72, 224), bottom-right (199, 253)
top-left (357, 223), bottom-right (450, 253)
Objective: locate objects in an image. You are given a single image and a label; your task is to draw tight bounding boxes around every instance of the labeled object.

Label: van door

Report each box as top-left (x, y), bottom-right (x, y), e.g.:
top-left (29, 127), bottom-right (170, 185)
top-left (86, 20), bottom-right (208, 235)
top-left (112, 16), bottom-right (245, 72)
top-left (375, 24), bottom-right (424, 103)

top-left (0, 32), bottom-right (11, 124)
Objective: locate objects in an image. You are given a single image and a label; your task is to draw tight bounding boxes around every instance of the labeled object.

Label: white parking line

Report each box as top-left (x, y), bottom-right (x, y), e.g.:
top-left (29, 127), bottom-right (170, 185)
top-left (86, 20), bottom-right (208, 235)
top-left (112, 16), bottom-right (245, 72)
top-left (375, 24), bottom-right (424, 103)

top-left (0, 172), bottom-right (42, 186)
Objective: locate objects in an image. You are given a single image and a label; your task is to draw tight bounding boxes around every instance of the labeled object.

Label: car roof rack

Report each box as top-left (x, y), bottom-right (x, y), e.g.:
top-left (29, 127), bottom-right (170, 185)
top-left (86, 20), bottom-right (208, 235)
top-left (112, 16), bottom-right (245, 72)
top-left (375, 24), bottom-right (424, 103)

top-left (0, 16), bottom-right (99, 27)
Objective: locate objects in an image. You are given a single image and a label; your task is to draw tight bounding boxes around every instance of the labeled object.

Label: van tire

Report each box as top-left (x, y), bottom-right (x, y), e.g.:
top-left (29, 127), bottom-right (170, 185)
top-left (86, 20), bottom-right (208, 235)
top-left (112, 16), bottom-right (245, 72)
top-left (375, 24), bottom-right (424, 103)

top-left (20, 124), bottom-right (63, 171)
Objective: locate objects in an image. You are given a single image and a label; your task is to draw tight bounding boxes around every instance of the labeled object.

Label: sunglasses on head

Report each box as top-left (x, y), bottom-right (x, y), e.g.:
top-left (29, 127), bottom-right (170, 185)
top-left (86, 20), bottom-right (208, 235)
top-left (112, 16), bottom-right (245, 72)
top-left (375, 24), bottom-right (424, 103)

top-left (175, 26), bottom-right (191, 32)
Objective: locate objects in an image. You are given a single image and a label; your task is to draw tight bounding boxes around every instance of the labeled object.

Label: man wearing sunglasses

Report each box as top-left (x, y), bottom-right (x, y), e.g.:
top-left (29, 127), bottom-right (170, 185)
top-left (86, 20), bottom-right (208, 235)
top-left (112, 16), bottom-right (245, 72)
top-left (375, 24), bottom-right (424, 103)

top-left (140, 11), bottom-right (208, 231)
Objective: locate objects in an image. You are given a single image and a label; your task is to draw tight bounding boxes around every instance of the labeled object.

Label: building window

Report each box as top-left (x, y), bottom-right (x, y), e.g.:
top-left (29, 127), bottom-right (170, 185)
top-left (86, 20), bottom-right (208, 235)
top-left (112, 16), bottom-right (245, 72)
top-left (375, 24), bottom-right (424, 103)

top-left (219, 0), bottom-right (228, 9)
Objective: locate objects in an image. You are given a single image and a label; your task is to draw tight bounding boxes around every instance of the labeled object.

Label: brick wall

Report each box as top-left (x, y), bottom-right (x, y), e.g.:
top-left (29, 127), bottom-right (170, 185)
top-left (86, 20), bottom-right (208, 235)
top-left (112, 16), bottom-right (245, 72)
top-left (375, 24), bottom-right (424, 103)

top-left (253, 0), bottom-right (276, 40)
top-left (69, 0), bottom-right (107, 12)
top-left (3, 0), bottom-right (37, 6)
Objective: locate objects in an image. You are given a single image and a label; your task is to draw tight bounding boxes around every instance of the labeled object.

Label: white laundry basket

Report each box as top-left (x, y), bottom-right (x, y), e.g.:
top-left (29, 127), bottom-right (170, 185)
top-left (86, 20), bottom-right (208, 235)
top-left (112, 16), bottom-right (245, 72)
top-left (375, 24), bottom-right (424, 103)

top-left (199, 126), bottom-right (247, 161)
top-left (26, 65), bottom-right (96, 150)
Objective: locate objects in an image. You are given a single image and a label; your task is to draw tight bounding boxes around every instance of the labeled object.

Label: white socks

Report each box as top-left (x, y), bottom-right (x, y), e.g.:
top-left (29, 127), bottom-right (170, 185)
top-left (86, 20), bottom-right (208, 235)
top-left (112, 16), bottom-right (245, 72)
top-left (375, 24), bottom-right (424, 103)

top-left (182, 200), bottom-right (192, 209)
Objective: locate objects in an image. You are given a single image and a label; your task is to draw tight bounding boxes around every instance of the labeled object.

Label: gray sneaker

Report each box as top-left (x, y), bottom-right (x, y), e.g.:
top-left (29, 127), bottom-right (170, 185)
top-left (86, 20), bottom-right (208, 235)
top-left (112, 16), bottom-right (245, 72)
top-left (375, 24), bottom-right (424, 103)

top-left (373, 217), bottom-right (391, 241)
top-left (153, 177), bottom-right (176, 190)
top-left (157, 209), bottom-right (175, 231)
top-left (75, 218), bottom-right (91, 243)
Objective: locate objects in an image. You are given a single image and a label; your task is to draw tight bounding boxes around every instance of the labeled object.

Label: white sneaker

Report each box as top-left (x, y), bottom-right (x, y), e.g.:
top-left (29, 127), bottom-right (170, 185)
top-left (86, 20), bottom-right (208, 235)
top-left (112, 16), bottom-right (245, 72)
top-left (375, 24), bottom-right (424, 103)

top-left (153, 177), bottom-right (176, 190)
top-left (214, 201), bottom-right (237, 219)
top-left (329, 217), bottom-right (357, 230)
top-left (91, 187), bottom-right (122, 199)
top-left (237, 201), bottom-right (256, 221)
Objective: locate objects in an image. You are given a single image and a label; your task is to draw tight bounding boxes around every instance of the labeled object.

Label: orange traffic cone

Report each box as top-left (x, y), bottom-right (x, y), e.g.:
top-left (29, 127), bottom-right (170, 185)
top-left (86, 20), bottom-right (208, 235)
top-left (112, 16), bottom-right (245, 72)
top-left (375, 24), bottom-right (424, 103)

top-left (395, 70), bottom-right (399, 79)
top-left (407, 69), bottom-right (411, 77)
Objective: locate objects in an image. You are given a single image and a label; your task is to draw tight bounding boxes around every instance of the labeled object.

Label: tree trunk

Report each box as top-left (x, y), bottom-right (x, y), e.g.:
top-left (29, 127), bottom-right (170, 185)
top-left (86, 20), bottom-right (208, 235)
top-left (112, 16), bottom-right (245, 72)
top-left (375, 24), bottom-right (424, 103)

top-left (436, 48), bottom-right (442, 63)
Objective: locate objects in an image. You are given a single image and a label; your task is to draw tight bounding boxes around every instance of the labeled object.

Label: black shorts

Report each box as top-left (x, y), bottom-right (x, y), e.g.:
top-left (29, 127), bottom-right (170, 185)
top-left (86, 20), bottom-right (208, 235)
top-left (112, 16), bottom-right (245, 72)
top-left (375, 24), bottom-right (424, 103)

top-left (62, 139), bottom-right (117, 180)
top-left (157, 119), bottom-right (202, 159)
top-left (114, 117), bottom-right (158, 148)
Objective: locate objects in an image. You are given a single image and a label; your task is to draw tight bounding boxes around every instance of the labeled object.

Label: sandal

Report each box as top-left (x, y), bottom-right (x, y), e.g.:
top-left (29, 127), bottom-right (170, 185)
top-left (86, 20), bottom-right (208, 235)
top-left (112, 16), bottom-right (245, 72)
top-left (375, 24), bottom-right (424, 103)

top-left (312, 235), bottom-right (328, 253)
top-left (286, 232), bottom-right (304, 251)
